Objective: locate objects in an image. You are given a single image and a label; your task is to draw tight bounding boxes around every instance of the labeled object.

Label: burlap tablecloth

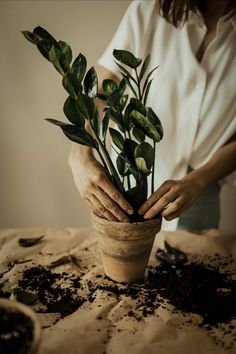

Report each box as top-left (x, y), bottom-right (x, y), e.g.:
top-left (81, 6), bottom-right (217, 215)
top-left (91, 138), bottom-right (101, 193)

top-left (0, 227), bottom-right (235, 354)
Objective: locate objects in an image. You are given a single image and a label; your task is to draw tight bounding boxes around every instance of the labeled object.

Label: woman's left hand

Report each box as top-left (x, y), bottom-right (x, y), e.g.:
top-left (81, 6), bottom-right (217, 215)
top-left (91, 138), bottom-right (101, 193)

top-left (138, 175), bottom-right (204, 221)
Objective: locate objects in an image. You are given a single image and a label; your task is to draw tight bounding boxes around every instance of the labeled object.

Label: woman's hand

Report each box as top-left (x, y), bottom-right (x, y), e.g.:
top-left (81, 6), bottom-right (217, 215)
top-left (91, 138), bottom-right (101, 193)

top-left (138, 175), bottom-right (204, 221)
top-left (69, 145), bottom-right (133, 222)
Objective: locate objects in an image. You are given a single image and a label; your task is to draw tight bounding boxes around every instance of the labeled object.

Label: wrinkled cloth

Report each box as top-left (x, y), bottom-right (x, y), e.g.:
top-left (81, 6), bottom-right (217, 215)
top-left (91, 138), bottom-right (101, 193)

top-left (0, 227), bottom-right (236, 354)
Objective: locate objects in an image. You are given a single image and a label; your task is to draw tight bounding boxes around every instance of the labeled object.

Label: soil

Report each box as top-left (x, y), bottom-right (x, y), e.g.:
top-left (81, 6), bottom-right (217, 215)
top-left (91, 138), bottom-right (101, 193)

top-left (0, 306), bottom-right (34, 354)
top-left (1, 247), bottom-right (236, 350)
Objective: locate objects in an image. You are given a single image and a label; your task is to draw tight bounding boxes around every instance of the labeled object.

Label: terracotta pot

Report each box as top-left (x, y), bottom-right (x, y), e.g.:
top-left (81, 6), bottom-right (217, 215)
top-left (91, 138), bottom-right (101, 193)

top-left (91, 212), bottom-right (162, 283)
top-left (0, 298), bottom-right (41, 354)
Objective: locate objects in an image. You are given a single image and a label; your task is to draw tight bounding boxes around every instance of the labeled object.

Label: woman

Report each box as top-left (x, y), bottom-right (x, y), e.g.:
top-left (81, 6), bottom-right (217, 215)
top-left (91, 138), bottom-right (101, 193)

top-left (69, 0), bottom-right (236, 232)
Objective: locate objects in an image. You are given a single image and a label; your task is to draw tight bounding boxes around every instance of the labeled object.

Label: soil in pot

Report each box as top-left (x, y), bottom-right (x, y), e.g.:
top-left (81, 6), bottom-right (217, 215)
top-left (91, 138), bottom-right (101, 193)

top-left (0, 305), bottom-right (34, 354)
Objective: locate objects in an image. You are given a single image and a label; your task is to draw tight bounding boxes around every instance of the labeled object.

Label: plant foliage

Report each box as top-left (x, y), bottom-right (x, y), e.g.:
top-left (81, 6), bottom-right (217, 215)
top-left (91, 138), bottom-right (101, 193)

top-left (22, 26), bottom-right (164, 220)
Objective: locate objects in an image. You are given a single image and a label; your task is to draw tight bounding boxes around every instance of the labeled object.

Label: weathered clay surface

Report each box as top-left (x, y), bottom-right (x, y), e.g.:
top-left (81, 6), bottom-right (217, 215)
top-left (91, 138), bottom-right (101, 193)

top-left (91, 213), bottom-right (162, 283)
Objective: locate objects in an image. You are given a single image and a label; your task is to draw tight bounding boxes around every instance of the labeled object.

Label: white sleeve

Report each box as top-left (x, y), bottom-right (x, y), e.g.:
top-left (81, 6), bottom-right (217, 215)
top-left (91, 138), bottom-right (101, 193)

top-left (97, 0), bottom-right (157, 76)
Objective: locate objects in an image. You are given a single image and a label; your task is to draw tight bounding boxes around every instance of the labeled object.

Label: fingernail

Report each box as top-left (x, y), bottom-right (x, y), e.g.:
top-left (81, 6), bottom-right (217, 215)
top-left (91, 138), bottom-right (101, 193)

top-left (138, 209), bottom-right (143, 215)
top-left (144, 213), bottom-right (150, 219)
top-left (122, 218), bottom-right (129, 223)
top-left (127, 209), bottom-right (133, 215)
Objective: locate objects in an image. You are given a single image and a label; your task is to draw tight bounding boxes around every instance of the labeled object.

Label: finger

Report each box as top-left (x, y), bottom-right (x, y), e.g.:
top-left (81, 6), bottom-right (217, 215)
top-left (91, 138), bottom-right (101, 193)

top-left (162, 203), bottom-right (187, 221)
top-left (161, 197), bottom-right (185, 218)
top-left (143, 189), bottom-right (178, 220)
top-left (95, 187), bottom-right (130, 223)
top-left (138, 182), bottom-right (172, 215)
top-left (101, 175), bottom-right (134, 215)
top-left (89, 194), bottom-right (118, 221)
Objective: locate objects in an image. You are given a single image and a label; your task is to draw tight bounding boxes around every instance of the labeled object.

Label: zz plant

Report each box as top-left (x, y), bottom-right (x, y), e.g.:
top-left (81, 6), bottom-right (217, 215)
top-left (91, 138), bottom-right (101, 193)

top-left (22, 26), bottom-right (163, 221)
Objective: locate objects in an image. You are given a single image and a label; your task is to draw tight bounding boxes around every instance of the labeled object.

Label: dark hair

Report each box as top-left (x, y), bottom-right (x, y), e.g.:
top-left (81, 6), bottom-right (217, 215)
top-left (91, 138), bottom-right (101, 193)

top-left (158, 0), bottom-right (236, 27)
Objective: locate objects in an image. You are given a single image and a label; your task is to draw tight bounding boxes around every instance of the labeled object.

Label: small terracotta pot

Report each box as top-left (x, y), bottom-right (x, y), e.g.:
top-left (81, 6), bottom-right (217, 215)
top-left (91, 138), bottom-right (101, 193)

top-left (0, 298), bottom-right (41, 354)
top-left (91, 212), bottom-right (162, 283)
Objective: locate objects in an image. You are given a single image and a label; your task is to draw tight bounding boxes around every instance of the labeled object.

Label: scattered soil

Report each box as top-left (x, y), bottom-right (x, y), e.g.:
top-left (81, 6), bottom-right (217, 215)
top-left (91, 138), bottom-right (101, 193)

top-left (0, 248), bottom-right (236, 350)
top-left (0, 306), bottom-right (34, 354)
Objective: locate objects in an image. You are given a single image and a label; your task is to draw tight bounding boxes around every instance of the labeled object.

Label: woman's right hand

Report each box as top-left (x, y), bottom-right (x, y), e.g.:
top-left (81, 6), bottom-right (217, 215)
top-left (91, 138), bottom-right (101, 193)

top-left (68, 144), bottom-right (134, 222)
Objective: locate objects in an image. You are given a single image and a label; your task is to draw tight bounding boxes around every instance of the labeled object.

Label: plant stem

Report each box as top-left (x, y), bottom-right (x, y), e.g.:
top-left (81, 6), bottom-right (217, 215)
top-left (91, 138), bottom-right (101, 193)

top-left (96, 148), bottom-right (109, 173)
top-left (135, 68), bottom-right (142, 101)
top-left (96, 135), bottom-right (125, 194)
top-left (151, 141), bottom-right (156, 194)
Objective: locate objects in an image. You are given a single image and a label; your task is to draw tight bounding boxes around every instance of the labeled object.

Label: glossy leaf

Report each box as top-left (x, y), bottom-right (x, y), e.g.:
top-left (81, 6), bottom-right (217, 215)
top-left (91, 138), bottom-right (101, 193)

top-left (46, 118), bottom-right (98, 148)
top-left (134, 141), bottom-right (154, 173)
top-left (130, 110), bottom-right (161, 142)
top-left (113, 49), bottom-right (142, 69)
top-left (33, 26), bottom-right (57, 44)
top-left (102, 110), bottom-right (110, 143)
top-left (107, 89), bottom-right (122, 108)
top-left (84, 66), bottom-right (98, 98)
top-left (124, 178), bottom-right (147, 209)
top-left (37, 40), bottom-right (54, 61)
top-left (142, 65), bottom-right (159, 97)
top-left (139, 54), bottom-right (151, 81)
top-left (76, 94), bottom-right (96, 121)
top-left (109, 109), bottom-right (125, 132)
top-left (63, 96), bottom-right (85, 126)
top-left (146, 107), bottom-right (163, 141)
top-left (120, 73), bottom-right (138, 99)
top-left (102, 79), bottom-right (118, 96)
top-left (132, 126), bottom-right (145, 142)
top-left (18, 235), bottom-right (44, 247)
top-left (109, 128), bottom-right (124, 150)
top-left (115, 62), bottom-right (137, 85)
top-left (58, 40), bottom-right (72, 66)
top-left (72, 53), bottom-right (87, 82)
top-left (49, 45), bottom-right (65, 75)
top-left (143, 79), bottom-right (153, 106)
top-left (21, 30), bottom-right (41, 45)
top-left (116, 154), bottom-right (130, 176)
top-left (123, 139), bottom-right (138, 165)
top-left (62, 71), bottom-right (82, 99)
top-left (124, 98), bottom-right (146, 131)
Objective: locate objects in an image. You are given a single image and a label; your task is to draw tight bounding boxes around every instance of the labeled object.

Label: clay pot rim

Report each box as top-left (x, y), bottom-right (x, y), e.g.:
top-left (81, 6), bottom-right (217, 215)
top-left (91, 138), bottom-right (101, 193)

top-left (91, 211), bottom-right (162, 227)
top-left (0, 298), bottom-right (41, 354)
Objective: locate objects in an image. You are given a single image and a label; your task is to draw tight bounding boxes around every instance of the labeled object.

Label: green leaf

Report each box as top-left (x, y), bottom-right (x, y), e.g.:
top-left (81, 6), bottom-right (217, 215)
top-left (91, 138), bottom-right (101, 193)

top-left (139, 54), bottom-right (151, 81)
top-left (119, 94), bottom-right (128, 112)
top-left (124, 179), bottom-right (147, 210)
top-left (108, 109), bottom-right (125, 132)
top-left (134, 141), bottom-right (154, 173)
top-left (124, 98), bottom-right (146, 131)
top-left (58, 40), bottom-right (72, 66)
top-left (130, 110), bottom-right (161, 142)
top-left (76, 94), bottom-right (96, 121)
top-left (142, 65), bottom-right (159, 96)
top-left (49, 45), bottom-right (65, 75)
top-left (46, 118), bottom-right (98, 148)
top-left (72, 53), bottom-right (87, 82)
top-left (143, 78), bottom-right (153, 106)
top-left (84, 66), bottom-right (98, 98)
top-left (102, 110), bottom-right (110, 143)
top-left (21, 30), bottom-right (41, 45)
top-left (12, 289), bottom-right (38, 305)
top-left (123, 139), bottom-right (138, 165)
top-left (116, 154), bottom-right (130, 176)
top-left (107, 89), bottom-right (122, 108)
top-left (109, 128), bottom-right (124, 150)
top-left (37, 40), bottom-right (54, 61)
top-left (18, 235), bottom-right (44, 247)
top-left (115, 62), bottom-right (137, 85)
top-left (33, 26), bottom-right (57, 44)
top-left (146, 107), bottom-right (163, 141)
top-left (132, 126), bottom-right (145, 142)
top-left (62, 71), bottom-right (82, 99)
top-left (116, 153), bottom-right (139, 180)
top-left (113, 49), bottom-right (142, 69)
top-left (63, 96), bottom-right (85, 126)
top-left (102, 79), bottom-right (118, 96)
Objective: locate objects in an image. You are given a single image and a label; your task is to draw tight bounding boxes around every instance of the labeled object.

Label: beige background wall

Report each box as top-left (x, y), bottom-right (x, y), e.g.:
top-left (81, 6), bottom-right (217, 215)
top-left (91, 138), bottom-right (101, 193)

top-left (0, 0), bottom-right (235, 232)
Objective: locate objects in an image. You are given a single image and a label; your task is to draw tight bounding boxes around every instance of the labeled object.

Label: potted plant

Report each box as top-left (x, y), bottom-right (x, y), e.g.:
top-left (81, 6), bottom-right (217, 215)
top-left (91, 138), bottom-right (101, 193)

top-left (0, 298), bottom-right (41, 354)
top-left (22, 26), bottom-right (163, 283)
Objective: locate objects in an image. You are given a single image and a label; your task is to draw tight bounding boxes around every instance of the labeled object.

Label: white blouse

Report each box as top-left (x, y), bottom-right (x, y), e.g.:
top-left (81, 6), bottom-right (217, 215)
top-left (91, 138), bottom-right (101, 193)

top-left (98, 1), bottom-right (236, 230)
